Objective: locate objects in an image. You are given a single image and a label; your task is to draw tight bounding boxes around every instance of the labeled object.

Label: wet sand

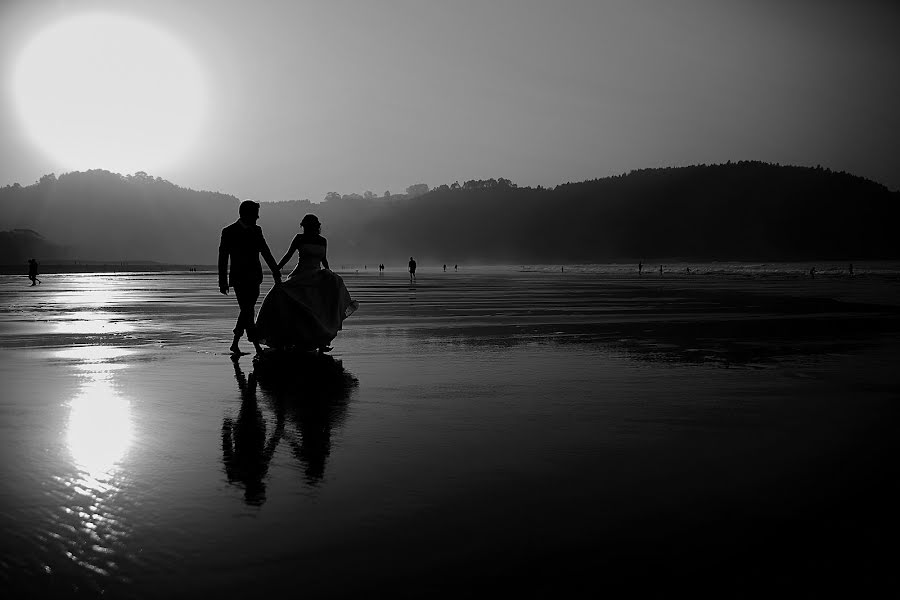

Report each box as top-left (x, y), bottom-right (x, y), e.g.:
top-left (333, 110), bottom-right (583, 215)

top-left (1, 269), bottom-right (899, 597)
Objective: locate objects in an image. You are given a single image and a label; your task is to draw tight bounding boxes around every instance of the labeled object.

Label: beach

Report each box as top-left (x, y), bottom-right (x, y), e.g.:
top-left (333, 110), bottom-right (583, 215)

top-left (1, 267), bottom-right (899, 597)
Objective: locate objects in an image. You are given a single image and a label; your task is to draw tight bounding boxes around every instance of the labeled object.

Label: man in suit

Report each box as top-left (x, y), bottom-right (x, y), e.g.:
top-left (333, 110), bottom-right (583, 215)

top-left (219, 200), bottom-right (281, 355)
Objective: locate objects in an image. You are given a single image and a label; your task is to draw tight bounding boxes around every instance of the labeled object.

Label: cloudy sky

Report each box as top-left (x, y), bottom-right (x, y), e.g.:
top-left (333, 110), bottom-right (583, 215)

top-left (1, 0), bottom-right (898, 202)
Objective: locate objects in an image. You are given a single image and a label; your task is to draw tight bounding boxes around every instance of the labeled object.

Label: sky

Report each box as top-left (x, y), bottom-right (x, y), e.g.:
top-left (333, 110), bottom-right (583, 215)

top-left (1, 0), bottom-right (899, 202)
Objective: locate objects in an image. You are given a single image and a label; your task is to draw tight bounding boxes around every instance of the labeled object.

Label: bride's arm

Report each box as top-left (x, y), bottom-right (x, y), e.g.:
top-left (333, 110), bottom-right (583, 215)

top-left (277, 235), bottom-right (299, 270)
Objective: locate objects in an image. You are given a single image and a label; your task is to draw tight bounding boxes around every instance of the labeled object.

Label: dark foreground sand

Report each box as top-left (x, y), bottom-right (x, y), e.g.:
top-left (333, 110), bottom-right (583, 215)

top-left (1, 269), bottom-right (899, 597)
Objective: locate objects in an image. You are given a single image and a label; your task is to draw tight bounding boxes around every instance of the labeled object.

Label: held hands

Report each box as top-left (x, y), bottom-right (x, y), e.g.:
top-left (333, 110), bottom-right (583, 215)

top-left (219, 284), bottom-right (229, 295)
top-left (273, 269), bottom-right (283, 285)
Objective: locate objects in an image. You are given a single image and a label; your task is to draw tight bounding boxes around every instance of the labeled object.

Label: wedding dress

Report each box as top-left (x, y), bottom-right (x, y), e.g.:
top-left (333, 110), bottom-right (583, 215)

top-left (255, 234), bottom-right (358, 350)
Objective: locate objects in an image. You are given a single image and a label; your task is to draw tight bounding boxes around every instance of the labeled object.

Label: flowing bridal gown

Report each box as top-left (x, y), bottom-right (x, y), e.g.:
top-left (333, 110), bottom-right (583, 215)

top-left (255, 234), bottom-right (358, 350)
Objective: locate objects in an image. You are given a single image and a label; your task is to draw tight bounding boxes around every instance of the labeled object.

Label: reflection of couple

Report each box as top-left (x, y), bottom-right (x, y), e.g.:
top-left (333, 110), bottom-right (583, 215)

top-left (218, 200), bottom-right (359, 355)
top-left (222, 354), bottom-right (355, 505)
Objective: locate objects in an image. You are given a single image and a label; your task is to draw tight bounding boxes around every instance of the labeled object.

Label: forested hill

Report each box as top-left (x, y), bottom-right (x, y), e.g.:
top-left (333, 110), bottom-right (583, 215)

top-left (1, 162), bottom-right (897, 265)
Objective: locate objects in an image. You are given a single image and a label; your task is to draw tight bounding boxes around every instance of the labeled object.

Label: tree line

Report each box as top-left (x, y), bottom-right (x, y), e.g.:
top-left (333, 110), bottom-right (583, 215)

top-left (1, 162), bottom-right (897, 265)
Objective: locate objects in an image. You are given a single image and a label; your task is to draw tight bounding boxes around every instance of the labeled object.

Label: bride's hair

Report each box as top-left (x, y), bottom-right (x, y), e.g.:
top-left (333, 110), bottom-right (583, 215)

top-left (300, 213), bottom-right (321, 234)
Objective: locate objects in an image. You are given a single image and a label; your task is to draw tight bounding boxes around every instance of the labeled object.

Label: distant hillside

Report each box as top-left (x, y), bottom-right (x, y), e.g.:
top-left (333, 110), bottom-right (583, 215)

top-left (0, 228), bottom-right (67, 263)
top-left (0, 163), bottom-right (897, 265)
top-left (0, 171), bottom-right (239, 264)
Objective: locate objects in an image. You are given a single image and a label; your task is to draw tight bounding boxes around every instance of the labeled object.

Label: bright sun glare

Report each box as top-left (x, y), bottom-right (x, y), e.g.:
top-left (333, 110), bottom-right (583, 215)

top-left (12, 14), bottom-right (208, 175)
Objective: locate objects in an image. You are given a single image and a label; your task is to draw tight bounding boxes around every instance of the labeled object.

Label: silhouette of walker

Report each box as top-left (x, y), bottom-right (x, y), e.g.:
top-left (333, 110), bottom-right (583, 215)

top-left (408, 256), bottom-right (417, 282)
top-left (27, 258), bottom-right (41, 286)
top-left (218, 200), bottom-right (282, 355)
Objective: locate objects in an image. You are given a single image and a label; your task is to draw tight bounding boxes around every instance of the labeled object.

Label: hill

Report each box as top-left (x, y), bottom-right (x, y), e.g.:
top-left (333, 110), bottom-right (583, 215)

top-left (1, 162), bottom-right (897, 265)
top-left (0, 228), bottom-right (66, 263)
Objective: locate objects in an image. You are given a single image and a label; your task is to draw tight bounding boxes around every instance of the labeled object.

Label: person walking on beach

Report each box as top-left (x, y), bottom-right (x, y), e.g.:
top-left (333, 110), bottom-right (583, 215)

top-left (638, 261), bottom-right (643, 276)
top-left (408, 256), bottom-right (417, 282)
top-left (27, 258), bottom-right (40, 286)
top-left (254, 213), bottom-right (359, 353)
top-left (219, 200), bottom-right (282, 355)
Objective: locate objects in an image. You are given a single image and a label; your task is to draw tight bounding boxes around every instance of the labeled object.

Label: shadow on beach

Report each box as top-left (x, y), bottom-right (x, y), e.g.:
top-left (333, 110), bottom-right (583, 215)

top-left (222, 352), bottom-right (358, 504)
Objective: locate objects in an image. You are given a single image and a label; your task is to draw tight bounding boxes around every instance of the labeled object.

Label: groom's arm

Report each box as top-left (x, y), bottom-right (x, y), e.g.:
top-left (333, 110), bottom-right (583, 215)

top-left (218, 229), bottom-right (229, 293)
top-left (258, 229), bottom-right (282, 283)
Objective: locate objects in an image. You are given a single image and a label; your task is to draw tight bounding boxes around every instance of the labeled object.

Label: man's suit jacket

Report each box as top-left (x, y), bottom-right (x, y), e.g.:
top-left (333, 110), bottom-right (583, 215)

top-left (218, 220), bottom-right (279, 288)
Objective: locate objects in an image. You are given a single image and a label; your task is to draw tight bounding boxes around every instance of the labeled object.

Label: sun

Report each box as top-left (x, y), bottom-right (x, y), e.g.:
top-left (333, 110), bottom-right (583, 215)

top-left (12, 13), bottom-right (208, 175)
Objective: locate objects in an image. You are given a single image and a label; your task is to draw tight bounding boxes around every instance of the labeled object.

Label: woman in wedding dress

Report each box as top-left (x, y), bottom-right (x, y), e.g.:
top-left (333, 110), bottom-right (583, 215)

top-left (255, 214), bottom-right (358, 352)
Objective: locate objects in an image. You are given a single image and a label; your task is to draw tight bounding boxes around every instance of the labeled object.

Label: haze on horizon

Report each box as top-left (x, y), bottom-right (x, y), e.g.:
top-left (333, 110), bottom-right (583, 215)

top-left (1, 0), bottom-right (899, 203)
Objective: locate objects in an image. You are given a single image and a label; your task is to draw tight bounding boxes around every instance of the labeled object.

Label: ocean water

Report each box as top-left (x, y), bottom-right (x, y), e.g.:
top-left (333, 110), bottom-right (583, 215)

top-left (1, 270), bottom-right (899, 596)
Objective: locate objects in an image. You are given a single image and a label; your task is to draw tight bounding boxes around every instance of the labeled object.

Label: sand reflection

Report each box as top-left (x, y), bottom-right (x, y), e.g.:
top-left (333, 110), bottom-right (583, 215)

top-left (67, 375), bottom-right (133, 482)
top-left (223, 352), bottom-right (357, 505)
top-left (54, 346), bottom-right (135, 580)
top-left (53, 312), bottom-right (135, 335)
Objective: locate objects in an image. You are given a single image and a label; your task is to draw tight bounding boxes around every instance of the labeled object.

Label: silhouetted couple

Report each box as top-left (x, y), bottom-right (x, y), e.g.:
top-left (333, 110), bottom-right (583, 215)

top-left (218, 201), bottom-right (358, 355)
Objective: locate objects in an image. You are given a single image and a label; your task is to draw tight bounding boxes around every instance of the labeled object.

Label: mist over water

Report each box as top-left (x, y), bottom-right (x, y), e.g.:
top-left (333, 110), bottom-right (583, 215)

top-left (1, 269), bottom-right (899, 595)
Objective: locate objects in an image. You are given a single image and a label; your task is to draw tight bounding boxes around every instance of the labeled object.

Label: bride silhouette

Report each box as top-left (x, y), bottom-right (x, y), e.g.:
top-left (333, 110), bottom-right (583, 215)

top-left (256, 214), bottom-right (358, 352)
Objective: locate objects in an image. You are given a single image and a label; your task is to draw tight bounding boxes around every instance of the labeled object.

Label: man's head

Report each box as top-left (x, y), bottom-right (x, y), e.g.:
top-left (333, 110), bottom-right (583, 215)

top-left (239, 199), bottom-right (260, 222)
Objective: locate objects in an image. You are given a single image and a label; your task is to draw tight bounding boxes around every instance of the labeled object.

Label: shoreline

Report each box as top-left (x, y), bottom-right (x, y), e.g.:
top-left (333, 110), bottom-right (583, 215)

top-left (0, 262), bottom-right (211, 275)
top-left (2, 259), bottom-right (899, 276)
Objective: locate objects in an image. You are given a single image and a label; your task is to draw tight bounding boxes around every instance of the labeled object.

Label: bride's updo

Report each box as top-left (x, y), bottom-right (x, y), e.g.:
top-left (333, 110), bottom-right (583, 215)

top-left (300, 214), bottom-right (321, 234)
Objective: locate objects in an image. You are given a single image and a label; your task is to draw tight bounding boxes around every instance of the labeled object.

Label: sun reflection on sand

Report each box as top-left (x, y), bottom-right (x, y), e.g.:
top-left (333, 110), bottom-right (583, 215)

top-left (55, 346), bottom-right (137, 362)
top-left (54, 346), bottom-right (136, 579)
top-left (67, 375), bottom-right (133, 479)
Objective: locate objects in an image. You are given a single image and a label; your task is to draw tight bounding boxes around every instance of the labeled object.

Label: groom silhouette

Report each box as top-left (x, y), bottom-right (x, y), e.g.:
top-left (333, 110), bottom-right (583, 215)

top-left (219, 200), bottom-right (281, 355)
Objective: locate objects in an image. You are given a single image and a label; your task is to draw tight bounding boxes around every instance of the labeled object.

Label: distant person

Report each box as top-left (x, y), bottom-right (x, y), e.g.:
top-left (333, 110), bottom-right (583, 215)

top-left (638, 261), bottom-right (643, 276)
top-left (454, 264), bottom-right (458, 272)
top-left (443, 264), bottom-right (447, 272)
top-left (849, 263), bottom-right (854, 277)
top-left (219, 200), bottom-right (282, 355)
top-left (659, 265), bottom-right (663, 275)
top-left (254, 214), bottom-right (359, 353)
top-left (561, 266), bottom-right (564, 273)
top-left (408, 256), bottom-right (417, 282)
top-left (27, 258), bottom-right (40, 286)
top-left (809, 266), bottom-right (816, 279)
